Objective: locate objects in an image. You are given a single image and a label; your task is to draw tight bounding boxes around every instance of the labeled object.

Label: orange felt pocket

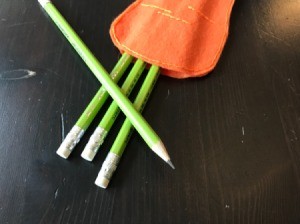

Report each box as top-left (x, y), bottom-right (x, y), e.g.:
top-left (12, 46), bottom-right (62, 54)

top-left (110, 0), bottom-right (235, 78)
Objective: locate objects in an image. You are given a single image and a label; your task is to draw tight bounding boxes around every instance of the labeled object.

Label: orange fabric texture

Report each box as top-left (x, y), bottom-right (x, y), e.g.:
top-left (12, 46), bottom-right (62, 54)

top-left (110, 0), bottom-right (235, 78)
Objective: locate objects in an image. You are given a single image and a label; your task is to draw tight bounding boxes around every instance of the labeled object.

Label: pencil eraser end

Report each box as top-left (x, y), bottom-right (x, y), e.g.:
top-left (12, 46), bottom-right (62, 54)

top-left (38, 0), bottom-right (51, 7)
top-left (95, 176), bottom-right (109, 189)
top-left (81, 149), bottom-right (96, 162)
top-left (56, 147), bottom-right (71, 159)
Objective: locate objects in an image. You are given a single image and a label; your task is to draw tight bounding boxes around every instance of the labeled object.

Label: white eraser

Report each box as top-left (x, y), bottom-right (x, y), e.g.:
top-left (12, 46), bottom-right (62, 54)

top-left (56, 147), bottom-right (71, 159)
top-left (95, 176), bottom-right (109, 189)
top-left (38, 0), bottom-right (51, 7)
top-left (81, 149), bottom-right (96, 162)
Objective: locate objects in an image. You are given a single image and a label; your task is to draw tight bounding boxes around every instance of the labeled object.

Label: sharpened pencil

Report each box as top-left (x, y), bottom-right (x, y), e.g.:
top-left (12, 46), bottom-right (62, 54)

top-left (39, 0), bottom-right (173, 166)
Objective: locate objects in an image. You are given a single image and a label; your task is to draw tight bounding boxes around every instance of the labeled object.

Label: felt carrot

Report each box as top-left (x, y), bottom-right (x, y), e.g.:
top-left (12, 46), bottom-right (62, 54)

top-left (111, 0), bottom-right (235, 78)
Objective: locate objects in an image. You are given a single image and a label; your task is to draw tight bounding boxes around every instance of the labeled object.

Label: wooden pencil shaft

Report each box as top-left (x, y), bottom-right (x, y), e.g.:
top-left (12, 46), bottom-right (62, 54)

top-left (111, 66), bottom-right (159, 156)
top-left (76, 53), bottom-right (133, 130)
top-left (81, 59), bottom-right (146, 160)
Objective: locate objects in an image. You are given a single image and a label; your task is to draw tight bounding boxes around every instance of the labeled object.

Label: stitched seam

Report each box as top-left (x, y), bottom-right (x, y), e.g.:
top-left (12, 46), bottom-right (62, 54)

top-left (112, 24), bottom-right (226, 72)
top-left (187, 6), bottom-right (215, 24)
top-left (141, 3), bottom-right (172, 13)
top-left (112, 27), bottom-right (211, 72)
top-left (110, 0), bottom-right (235, 74)
top-left (112, 27), bottom-right (225, 73)
top-left (157, 11), bottom-right (189, 24)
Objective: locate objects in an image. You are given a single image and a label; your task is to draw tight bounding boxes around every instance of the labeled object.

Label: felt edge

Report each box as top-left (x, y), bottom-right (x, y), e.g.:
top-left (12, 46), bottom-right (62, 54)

top-left (110, 0), bottom-right (235, 78)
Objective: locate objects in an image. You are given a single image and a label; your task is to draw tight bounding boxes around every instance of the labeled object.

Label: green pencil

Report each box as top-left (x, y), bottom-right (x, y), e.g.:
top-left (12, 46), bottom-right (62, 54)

top-left (38, 0), bottom-right (173, 166)
top-left (81, 59), bottom-right (145, 161)
top-left (57, 54), bottom-right (132, 158)
top-left (95, 65), bottom-right (165, 188)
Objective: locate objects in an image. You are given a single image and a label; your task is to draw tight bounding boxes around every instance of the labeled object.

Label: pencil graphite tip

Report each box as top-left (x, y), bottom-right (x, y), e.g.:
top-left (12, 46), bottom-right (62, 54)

top-left (151, 141), bottom-right (172, 162)
top-left (167, 160), bottom-right (175, 169)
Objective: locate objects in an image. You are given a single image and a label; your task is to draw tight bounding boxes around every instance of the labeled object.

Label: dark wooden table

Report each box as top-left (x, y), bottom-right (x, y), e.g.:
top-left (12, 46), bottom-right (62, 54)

top-left (0, 0), bottom-right (300, 223)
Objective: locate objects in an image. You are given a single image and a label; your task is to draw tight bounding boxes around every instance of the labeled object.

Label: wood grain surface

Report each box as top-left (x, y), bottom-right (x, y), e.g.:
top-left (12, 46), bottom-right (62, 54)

top-left (0, 0), bottom-right (299, 223)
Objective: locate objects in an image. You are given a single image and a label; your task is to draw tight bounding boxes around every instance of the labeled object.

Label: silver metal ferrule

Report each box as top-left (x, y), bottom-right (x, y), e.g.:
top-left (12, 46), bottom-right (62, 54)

top-left (85, 127), bottom-right (108, 153)
top-left (99, 152), bottom-right (120, 180)
top-left (59, 126), bottom-right (84, 152)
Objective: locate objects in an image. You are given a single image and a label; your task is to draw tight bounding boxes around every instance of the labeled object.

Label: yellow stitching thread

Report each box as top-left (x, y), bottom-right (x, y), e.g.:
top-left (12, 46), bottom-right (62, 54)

top-left (157, 11), bottom-right (189, 24)
top-left (141, 3), bottom-right (172, 14)
top-left (111, 27), bottom-right (210, 72)
top-left (188, 6), bottom-right (215, 24)
top-left (112, 25), bottom-right (226, 73)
